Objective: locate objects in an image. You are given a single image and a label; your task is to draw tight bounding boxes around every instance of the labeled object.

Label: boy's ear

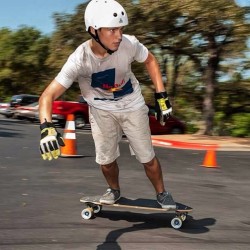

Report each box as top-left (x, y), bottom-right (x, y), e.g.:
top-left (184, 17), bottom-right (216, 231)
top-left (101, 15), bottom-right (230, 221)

top-left (89, 27), bottom-right (96, 35)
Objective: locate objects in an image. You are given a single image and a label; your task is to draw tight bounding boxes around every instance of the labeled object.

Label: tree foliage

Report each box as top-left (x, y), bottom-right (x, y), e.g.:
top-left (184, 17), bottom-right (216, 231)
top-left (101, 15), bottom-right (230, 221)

top-left (0, 0), bottom-right (249, 136)
top-left (134, 0), bottom-right (250, 135)
top-left (0, 27), bottom-right (50, 97)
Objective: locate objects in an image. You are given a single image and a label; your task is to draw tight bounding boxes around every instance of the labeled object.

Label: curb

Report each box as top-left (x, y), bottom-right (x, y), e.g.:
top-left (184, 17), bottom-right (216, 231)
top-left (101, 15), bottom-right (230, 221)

top-left (151, 138), bottom-right (250, 151)
top-left (151, 138), bottom-right (218, 150)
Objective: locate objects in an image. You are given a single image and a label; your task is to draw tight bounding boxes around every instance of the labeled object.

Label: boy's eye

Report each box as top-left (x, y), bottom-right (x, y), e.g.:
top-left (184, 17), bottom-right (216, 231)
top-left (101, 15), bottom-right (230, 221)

top-left (109, 27), bottom-right (124, 33)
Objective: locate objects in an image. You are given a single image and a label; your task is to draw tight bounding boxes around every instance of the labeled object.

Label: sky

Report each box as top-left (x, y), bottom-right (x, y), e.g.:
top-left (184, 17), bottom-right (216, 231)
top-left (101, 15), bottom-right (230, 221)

top-left (0, 0), bottom-right (87, 35)
top-left (0, 0), bottom-right (249, 35)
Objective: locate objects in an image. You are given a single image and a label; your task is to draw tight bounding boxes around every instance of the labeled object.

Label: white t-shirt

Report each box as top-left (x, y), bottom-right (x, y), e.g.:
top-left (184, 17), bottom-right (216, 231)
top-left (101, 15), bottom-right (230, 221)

top-left (55, 34), bottom-right (148, 112)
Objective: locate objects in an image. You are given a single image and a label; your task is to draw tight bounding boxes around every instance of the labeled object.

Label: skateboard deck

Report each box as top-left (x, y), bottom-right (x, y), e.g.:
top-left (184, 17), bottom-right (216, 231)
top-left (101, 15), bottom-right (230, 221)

top-left (80, 196), bottom-right (192, 229)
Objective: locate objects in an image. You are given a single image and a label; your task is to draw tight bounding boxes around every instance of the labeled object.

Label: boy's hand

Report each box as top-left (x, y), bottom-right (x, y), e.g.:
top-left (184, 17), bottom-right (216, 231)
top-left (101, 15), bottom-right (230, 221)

top-left (40, 121), bottom-right (65, 160)
top-left (155, 91), bottom-right (172, 126)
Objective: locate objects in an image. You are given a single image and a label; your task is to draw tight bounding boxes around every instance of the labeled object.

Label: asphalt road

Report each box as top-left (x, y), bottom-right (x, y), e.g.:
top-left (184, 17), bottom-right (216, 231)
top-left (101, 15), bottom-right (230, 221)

top-left (0, 117), bottom-right (250, 250)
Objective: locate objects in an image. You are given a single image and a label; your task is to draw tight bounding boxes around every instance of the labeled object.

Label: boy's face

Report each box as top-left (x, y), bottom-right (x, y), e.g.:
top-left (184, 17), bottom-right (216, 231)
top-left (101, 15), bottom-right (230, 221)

top-left (97, 27), bottom-right (124, 52)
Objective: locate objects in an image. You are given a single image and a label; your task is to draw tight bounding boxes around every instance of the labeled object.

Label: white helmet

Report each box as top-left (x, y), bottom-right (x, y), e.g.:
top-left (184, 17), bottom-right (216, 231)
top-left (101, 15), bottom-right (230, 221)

top-left (85, 0), bottom-right (128, 31)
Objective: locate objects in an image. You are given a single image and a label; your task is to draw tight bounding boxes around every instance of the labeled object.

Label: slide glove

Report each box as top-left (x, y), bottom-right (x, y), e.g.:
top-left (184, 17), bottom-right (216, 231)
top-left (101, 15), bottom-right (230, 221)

top-left (155, 91), bottom-right (172, 126)
top-left (40, 121), bottom-right (65, 160)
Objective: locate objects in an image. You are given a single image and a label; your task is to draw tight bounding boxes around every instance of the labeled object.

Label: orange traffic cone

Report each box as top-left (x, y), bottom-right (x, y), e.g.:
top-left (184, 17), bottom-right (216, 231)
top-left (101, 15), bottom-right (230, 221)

top-left (60, 114), bottom-right (84, 158)
top-left (201, 149), bottom-right (218, 168)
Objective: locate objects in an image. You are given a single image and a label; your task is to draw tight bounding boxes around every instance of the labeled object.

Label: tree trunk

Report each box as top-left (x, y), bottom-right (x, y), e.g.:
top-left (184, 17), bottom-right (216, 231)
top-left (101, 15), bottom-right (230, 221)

top-left (203, 67), bottom-right (215, 135)
top-left (203, 45), bottom-right (219, 135)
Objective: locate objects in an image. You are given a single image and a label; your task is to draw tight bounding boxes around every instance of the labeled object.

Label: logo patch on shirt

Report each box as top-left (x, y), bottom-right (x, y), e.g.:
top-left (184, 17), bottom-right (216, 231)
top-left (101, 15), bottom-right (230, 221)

top-left (91, 68), bottom-right (133, 100)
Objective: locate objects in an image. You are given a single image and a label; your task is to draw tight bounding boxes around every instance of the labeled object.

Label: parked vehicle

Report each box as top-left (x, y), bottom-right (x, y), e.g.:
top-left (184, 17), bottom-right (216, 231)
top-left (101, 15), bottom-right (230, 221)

top-left (147, 106), bottom-right (186, 135)
top-left (10, 94), bottom-right (39, 107)
top-left (13, 102), bottom-right (39, 121)
top-left (0, 102), bottom-right (10, 116)
top-left (4, 94), bottom-right (39, 118)
top-left (51, 100), bottom-right (89, 129)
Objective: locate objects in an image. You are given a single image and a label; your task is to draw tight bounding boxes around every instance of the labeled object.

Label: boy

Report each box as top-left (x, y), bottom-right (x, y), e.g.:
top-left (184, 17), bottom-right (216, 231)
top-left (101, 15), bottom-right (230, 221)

top-left (39, 0), bottom-right (176, 210)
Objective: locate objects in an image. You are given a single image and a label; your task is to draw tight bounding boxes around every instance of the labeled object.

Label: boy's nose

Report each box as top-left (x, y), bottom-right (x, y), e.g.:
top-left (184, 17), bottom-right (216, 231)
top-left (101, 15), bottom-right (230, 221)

top-left (116, 28), bottom-right (123, 40)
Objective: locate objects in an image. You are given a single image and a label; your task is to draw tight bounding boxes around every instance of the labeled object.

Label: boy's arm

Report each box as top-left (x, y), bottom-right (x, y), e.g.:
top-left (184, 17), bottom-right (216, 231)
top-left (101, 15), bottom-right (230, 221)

top-left (144, 51), bottom-right (165, 93)
top-left (39, 80), bottom-right (67, 160)
top-left (39, 79), bottom-right (67, 123)
top-left (144, 51), bottom-right (172, 125)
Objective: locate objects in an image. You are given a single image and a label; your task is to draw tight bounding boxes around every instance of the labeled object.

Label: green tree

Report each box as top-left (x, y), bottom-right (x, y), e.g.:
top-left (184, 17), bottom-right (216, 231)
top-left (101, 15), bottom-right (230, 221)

top-left (0, 27), bottom-right (50, 97)
top-left (0, 28), bottom-right (13, 97)
top-left (137, 0), bottom-right (250, 135)
top-left (47, 4), bottom-right (88, 73)
top-left (4, 0), bottom-right (248, 136)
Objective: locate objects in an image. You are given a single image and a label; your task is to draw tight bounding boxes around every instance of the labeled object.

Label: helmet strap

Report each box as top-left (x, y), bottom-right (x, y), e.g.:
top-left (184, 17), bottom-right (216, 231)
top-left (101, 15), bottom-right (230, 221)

top-left (88, 28), bottom-right (114, 55)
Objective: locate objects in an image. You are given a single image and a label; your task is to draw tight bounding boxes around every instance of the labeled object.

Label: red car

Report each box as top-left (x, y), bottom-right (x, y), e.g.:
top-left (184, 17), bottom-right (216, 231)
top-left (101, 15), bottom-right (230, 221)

top-left (51, 100), bottom-right (89, 129)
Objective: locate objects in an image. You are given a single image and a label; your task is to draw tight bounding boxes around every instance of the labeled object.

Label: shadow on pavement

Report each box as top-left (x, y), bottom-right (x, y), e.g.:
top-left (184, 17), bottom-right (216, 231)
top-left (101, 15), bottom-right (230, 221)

top-left (0, 126), bottom-right (23, 138)
top-left (95, 210), bottom-right (216, 250)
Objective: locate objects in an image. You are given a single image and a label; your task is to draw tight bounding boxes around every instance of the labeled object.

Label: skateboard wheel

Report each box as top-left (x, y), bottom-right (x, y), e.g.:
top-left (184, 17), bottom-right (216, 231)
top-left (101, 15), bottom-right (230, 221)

top-left (93, 205), bottom-right (102, 214)
top-left (81, 208), bottom-right (93, 220)
top-left (171, 217), bottom-right (182, 229)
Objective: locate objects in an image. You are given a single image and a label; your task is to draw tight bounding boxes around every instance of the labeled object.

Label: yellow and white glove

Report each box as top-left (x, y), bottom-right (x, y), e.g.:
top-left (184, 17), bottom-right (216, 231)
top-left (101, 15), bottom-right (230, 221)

top-left (155, 91), bottom-right (172, 126)
top-left (40, 121), bottom-right (65, 160)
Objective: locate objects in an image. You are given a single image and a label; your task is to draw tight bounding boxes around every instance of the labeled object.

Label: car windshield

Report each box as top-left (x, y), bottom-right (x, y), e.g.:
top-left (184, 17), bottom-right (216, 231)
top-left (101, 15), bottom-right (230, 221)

top-left (11, 95), bottom-right (22, 102)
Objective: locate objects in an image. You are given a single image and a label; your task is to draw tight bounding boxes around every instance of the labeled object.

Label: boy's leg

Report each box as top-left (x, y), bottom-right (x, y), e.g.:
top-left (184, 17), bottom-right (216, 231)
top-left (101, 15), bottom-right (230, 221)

top-left (100, 160), bottom-right (121, 204)
top-left (122, 105), bottom-right (176, 209)
top-left (101, 160), bottom-right (120, 190)
top-left (89, 107), bottom-right (122, 204)
top-left (143, 157), bottom-right (176, 209)
top-left (121, 105), bottom-right (165, 192)
top-left (143, 156), bottom-right (165, 194)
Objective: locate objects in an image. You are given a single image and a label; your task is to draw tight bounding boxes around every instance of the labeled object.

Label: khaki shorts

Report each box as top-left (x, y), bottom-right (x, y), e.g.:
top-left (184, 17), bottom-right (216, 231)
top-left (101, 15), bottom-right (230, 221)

top-left (89, 105), bottom-right (155, 165)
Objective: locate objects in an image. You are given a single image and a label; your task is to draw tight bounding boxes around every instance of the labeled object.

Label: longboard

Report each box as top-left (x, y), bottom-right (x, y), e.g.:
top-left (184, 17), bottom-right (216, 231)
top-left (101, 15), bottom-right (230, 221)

top-left (80, 196), bottom-right (192, 229)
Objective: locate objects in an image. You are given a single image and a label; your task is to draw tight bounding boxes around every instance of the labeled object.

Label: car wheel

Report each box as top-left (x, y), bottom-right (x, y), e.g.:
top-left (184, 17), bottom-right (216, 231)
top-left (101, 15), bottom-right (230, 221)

top-left (5, 114), bottom-right (13, 118)
top-left (75, 115), bottom-right (86, 129)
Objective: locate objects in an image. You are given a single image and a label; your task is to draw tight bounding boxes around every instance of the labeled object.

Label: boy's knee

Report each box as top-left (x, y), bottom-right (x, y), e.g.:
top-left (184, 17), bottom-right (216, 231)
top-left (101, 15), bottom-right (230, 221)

top-left (101, 160), bottom-right (117, 170)
top-left (143, 157), bottom-right (157, 168)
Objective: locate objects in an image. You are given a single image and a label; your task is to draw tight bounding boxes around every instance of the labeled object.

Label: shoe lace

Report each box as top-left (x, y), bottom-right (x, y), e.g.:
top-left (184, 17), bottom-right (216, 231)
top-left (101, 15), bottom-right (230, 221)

top-left (158, 192), bottom-right (170, 202)
top-left (104, 188), bottom-right (113, 196)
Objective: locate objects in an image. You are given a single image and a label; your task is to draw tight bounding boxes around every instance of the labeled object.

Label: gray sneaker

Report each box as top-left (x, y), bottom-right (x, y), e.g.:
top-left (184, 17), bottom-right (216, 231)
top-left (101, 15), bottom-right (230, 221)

top-left (157, 191), bottom-right (176, 210)
top-left (99, 188), bottom-right (121, 205)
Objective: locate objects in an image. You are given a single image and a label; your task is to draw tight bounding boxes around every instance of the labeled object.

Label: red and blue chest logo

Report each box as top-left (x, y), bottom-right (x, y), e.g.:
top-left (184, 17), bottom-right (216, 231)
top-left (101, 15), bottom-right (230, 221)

top-left (91, 68), bottom-right (133, 100)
